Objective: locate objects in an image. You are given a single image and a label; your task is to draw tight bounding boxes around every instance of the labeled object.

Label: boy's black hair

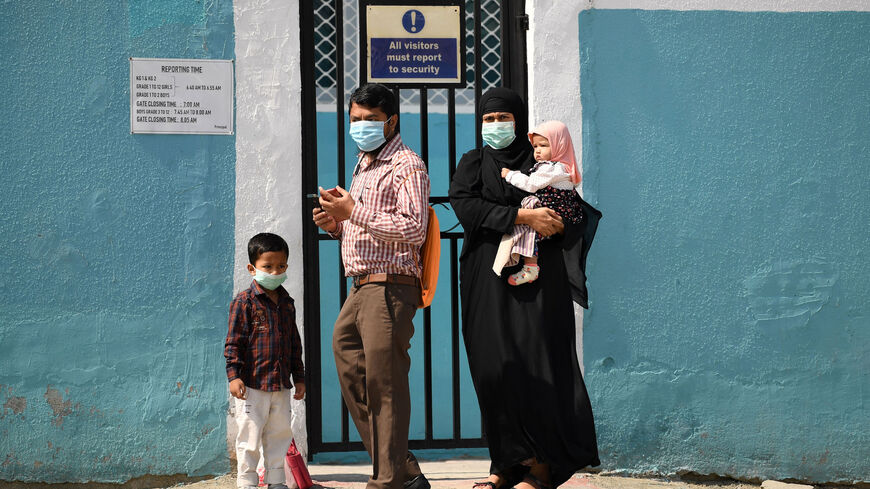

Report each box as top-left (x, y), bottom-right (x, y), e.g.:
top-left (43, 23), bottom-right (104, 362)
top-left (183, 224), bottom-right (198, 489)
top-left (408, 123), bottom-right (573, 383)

top-left (248, 233), bottom-right (289, 264)
top-left (348, 83), bottom-right (397, 118)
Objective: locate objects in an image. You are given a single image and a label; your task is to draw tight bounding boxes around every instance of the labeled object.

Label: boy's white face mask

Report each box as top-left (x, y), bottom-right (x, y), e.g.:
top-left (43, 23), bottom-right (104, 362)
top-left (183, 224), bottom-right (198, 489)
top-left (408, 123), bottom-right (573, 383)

top-left (253, 268), bottom-right (287, 290)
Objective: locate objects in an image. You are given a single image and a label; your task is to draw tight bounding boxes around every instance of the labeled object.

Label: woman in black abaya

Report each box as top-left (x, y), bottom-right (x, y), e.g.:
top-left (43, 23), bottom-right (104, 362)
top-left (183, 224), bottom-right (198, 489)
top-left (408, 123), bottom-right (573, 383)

top-left (449, 88), bottom-right (600, 489)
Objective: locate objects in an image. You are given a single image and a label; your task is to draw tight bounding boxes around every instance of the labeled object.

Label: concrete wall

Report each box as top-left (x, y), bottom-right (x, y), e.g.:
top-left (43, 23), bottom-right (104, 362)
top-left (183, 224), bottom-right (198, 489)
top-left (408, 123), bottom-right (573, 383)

top-left (0, 1), bottom-right (236, 483)
top-left (575, 6), bottom-right (870, 484)
top-left (4, 0), bottom-right (869, 484)
top-left (232, 0), bottom-right (308, 455)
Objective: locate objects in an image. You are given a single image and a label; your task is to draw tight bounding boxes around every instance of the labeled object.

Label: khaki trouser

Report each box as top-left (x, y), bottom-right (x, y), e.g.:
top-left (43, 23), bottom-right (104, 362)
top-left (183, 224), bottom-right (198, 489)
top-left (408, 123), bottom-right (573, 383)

top-left (332, 282), bottom-right (423, 489)
top-left (233, 388), bottom-right (294, 488)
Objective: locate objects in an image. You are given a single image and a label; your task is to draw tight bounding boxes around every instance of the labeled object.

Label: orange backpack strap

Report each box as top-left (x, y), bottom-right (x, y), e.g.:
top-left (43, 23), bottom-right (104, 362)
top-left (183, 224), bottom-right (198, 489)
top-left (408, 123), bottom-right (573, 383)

top-left (396, 167), bottom-right (425, 189)
top-left (417, 206), bottom-right (440, 309)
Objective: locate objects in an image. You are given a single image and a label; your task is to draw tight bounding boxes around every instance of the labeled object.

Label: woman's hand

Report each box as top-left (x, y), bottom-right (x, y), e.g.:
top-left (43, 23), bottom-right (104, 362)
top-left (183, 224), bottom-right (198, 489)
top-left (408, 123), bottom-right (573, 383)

top-left (517, 207), bottom-right (564, 237)
top-left (501, 168), bottom-right (510, 178)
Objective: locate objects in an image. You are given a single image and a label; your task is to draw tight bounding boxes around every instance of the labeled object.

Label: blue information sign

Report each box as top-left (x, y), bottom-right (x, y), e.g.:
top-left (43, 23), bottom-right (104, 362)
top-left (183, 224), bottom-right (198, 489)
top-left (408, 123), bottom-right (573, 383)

top-left (370, 38), bottom-right (457, 79)
top-left (363, 3), bottom-right (464, 87)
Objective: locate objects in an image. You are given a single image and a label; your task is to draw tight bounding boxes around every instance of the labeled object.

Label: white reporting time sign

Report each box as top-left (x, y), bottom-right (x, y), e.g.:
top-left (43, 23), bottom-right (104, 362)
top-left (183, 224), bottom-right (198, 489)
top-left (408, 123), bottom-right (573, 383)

top-left (130, 58), bottom-right (234, 135)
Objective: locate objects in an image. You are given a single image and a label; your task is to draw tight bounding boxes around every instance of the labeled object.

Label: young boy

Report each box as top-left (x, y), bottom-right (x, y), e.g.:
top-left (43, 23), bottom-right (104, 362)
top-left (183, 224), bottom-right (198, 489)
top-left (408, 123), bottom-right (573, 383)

top-left (225, 233), bottom-right (305, 489)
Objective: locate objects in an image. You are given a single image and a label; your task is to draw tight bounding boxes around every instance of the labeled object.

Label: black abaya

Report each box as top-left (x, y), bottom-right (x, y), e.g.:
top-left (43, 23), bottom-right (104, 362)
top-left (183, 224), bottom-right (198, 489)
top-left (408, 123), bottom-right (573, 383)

top-left (449, 88), bottom-right (600, 487)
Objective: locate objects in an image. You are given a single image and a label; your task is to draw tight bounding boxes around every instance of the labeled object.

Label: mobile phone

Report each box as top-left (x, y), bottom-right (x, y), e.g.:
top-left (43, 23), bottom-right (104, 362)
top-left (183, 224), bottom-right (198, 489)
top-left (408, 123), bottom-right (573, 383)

top-left (309, 187), bottom-right (342, 208)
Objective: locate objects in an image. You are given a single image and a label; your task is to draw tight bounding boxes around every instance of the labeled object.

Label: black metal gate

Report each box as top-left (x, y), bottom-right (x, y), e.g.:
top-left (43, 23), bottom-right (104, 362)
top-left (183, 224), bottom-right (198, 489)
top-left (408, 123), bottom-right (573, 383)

top-left (300, 0), bottom-right (527, 456)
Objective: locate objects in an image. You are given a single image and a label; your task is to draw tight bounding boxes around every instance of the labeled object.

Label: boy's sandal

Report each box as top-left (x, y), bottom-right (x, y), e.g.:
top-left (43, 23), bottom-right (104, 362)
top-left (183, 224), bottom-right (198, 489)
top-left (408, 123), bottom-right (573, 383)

top-left (472, 483), bottom-right (498, 489)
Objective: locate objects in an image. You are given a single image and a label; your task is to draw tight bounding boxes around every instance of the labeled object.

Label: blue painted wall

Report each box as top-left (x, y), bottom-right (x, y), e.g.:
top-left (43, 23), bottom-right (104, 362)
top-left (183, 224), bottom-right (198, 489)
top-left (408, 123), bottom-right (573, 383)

top-left (0, 1), bottom-right (235, 483)
top-left (579, 10), bottom-right (869, 483)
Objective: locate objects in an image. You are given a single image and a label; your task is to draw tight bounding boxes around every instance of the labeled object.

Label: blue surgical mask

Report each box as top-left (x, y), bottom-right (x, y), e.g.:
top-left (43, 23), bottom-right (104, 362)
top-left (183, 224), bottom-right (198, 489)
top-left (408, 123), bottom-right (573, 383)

top-left (254, 268), bottom-right (287, 290)
top-left (349, 120), bottom-right (387, 152)
top-left (481, 121), bottom-right (516, 149)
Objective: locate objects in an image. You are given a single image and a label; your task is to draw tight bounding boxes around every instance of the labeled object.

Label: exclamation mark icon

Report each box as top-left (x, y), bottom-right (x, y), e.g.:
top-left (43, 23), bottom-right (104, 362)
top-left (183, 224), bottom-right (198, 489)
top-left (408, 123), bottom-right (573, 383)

top-left (403, 9), bottom-right (425, 34)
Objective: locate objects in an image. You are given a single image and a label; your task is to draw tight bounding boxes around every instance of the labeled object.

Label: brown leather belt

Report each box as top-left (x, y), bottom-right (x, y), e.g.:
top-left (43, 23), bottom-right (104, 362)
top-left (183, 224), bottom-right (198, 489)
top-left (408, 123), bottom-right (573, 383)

top-left (352, 273), bottom-right (418, 288)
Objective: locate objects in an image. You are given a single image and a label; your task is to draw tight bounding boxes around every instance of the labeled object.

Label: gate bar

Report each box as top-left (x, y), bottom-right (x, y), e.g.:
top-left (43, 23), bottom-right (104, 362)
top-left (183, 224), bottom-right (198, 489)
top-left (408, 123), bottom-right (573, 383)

top-left (473, 0), bottom-right (483, 149)
top-left (335, 0), bottom-right (351, 445)
top-left (472, 0), bottom-right (487, 439)
top-left (448, 87), bottom-right (461, 440)
top-left (299, 0), bottom-right (323, 460)
top-left (420, 87), bottom-right (434, 442)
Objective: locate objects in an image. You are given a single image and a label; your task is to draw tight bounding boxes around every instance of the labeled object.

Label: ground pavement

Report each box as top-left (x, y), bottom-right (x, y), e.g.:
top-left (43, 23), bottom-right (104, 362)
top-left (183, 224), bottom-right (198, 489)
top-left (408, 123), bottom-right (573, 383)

top-left (162, 458), bottom-right (772, 489)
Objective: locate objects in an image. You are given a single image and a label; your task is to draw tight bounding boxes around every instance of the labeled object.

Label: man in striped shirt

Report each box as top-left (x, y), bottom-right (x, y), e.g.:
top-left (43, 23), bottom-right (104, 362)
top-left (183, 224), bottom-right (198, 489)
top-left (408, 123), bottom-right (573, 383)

top-left (313, 83), bottom-right (431, 489)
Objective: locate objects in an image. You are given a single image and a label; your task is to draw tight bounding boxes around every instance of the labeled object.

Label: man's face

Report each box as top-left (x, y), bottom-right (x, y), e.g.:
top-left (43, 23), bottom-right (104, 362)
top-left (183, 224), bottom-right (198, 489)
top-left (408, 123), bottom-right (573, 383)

top-left (349, 103), bottom-right (396, 139)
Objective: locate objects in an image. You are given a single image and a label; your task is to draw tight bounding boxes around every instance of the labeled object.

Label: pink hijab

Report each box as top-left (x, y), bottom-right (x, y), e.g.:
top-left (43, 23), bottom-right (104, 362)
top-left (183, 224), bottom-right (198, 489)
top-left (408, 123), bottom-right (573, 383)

top-left (528, 120), bottom-right (581, 185)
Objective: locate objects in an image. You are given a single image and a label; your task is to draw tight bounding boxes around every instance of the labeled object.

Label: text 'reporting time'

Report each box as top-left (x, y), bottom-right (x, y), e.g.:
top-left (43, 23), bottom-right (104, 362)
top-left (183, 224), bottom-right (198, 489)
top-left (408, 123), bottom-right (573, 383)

top-left (130, 59), bottom-right (233, 134)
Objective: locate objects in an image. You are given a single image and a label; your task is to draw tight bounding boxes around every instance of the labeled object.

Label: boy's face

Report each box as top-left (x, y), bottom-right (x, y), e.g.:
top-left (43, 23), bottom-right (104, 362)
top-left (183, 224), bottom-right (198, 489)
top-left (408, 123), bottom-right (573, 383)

top-left (247, 250), bottom-right (289, 276)
top-left (530, 133), bottom-right (552, 162)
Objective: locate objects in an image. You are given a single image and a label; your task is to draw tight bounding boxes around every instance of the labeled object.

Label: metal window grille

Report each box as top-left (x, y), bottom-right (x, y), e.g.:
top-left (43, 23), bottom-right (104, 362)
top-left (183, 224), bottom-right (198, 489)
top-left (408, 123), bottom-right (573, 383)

top-left (313, 0), bottom-right (502, 111)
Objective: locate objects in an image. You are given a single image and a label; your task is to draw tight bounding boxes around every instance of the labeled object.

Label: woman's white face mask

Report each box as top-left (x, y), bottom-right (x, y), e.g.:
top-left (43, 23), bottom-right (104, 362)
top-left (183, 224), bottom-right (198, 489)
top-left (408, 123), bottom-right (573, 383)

top-left (481, 121), bottom-right (516, 149)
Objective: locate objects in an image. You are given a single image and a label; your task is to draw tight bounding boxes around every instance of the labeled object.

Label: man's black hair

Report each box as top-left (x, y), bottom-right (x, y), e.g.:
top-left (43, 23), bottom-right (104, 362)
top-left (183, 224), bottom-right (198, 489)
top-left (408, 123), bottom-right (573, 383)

top-left (348, 83), bottom-right (397, 117)
top-left (248, 233), bottom-right (289, 264)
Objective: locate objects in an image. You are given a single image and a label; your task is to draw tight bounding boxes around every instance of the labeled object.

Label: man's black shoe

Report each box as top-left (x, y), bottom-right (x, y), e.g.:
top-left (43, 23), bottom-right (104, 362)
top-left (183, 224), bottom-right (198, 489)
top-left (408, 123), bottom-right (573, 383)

top-left (404, 474), bottom-right (431, 489)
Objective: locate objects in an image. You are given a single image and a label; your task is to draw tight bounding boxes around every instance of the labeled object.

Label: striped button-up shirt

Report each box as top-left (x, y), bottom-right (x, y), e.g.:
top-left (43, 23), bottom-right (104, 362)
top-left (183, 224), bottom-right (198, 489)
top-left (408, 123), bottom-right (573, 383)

top-left (331, 134), bottom-right (430, 277)
top-left (224, 281), bottom-right (305, 391)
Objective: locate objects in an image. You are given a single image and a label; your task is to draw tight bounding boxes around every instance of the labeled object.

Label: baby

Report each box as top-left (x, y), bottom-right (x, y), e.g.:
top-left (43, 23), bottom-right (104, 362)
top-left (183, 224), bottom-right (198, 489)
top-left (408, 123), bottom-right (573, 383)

top-left (496, 120), bottom-right (585, 285)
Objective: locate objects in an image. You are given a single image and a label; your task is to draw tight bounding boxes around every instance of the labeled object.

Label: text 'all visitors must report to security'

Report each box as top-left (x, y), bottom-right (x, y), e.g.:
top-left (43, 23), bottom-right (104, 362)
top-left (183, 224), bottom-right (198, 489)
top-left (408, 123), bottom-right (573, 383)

top-left (370, 38), bottom-right (457, 78)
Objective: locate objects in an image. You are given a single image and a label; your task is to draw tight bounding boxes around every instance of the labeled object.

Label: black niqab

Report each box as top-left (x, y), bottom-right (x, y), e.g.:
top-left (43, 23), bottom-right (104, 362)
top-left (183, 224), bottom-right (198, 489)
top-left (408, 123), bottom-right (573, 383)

top-left (477, 88), bottom-right (535, 206)
top-left (450, 88), bottom-right (536, 247)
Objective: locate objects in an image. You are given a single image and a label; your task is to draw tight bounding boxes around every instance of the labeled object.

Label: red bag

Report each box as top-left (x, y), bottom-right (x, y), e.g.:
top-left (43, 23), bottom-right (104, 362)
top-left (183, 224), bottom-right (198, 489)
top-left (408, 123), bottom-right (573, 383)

top-left (284, 440), bottom-right (313, 489)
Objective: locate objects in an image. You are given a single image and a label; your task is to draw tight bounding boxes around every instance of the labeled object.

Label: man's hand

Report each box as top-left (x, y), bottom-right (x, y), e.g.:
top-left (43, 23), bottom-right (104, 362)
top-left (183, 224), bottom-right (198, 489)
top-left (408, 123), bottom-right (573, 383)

top-left (319, 186), bottom-right (355, 222)
top-left (518, 207), bottom-right (564, 237)
top-left (501, 168), bottom-right (510, 178)
top-left (229, 379), bottom-right (247, 400)
top-left (312, 207), bottom-right (337, 233)
top-left (293, 382), bottom-right (306, 400)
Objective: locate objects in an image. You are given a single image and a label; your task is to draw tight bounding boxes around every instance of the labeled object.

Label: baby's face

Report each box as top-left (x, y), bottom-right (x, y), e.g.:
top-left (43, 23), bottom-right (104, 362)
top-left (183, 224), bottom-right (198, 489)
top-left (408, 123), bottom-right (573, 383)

top-left (530, 134), bottom-right (551, 161)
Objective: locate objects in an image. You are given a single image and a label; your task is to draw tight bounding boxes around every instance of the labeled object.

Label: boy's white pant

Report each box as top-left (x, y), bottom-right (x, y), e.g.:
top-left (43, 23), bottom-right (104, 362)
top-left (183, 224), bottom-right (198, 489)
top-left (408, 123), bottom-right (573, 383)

top-left (233, 387), bottom-right (294, 487)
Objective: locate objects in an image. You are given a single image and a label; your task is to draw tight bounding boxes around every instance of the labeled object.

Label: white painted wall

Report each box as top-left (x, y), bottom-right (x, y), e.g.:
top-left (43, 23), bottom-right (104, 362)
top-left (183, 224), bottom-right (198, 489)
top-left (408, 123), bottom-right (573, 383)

top-left (232, 0), bottom-right (308, 456)
top-left (527, 0), bottom-right (588, 372)
top-left (527, 1), bottom-right (585, 152)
